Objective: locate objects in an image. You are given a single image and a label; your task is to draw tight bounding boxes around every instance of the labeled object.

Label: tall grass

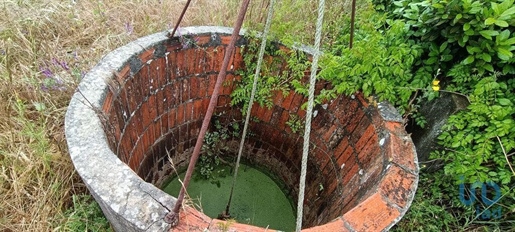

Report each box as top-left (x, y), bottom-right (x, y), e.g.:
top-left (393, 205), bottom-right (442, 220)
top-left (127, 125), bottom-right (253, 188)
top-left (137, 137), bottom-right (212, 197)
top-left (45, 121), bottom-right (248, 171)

top-left (0, 0), bottom-right (353, 230)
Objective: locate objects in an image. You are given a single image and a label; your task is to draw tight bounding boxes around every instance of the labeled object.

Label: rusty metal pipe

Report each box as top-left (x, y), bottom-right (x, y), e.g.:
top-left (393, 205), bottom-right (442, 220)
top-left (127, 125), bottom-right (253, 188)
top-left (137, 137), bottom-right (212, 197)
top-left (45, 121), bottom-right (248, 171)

top-left (165, 0), bottom-right (252, 227)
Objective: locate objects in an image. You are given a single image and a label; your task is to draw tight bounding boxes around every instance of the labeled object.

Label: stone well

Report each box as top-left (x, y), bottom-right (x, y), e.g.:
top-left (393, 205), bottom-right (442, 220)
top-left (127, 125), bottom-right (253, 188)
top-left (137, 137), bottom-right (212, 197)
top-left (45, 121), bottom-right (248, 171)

top-left (65, 26), bottom-right (419, 232)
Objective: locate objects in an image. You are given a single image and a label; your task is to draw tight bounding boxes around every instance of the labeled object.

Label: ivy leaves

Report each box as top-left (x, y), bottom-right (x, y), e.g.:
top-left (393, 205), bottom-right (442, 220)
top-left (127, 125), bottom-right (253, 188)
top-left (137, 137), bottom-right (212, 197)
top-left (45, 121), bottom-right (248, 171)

top-left (319, 6), bottom-right (422, 114)
top-left (436, 75), bottom-right (515, 186)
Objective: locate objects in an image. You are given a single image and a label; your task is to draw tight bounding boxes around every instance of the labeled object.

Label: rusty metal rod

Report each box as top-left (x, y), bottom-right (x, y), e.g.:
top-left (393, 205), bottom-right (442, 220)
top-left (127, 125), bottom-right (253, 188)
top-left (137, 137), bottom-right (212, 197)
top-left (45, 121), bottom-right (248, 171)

top-left (164, 0), bottom-right (251, 227)
top-left (168, 0), bottom-right (193, 38)
top-left (349, 0), bottom-right (356, 48)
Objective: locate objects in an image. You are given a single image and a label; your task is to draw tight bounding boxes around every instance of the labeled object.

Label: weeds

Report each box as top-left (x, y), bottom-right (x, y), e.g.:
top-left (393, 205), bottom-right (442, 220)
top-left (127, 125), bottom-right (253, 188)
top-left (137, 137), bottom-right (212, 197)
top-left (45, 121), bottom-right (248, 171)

top-left (0, 0), bottom-right (419, 231)
top-left (60, 195), bottom-right (112, 232)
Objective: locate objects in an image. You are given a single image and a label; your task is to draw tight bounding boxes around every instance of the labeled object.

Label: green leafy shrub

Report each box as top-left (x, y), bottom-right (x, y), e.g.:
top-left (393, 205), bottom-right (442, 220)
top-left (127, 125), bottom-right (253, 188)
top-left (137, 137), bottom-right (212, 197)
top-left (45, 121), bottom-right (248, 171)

top-left (61, 194), bottom-right (111, 232)
top-left (197, 119), bottom-right (240, 181)
top-left (391, 0), bottom-right (515, 75)
top-left (231, 33), bottom-right (310, 114)
top-left (319, 3), bottom-right (434, 122)
top-left (436, 73), bottom-right (515, 186)
top-left (379, 0), bottom-right (515, 228)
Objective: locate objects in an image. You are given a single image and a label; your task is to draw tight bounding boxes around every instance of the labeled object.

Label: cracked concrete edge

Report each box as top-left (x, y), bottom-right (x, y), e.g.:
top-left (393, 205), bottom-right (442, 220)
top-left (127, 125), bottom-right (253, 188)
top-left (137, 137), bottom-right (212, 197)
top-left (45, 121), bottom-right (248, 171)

top-left (65, 26), bottom-right (240, 232)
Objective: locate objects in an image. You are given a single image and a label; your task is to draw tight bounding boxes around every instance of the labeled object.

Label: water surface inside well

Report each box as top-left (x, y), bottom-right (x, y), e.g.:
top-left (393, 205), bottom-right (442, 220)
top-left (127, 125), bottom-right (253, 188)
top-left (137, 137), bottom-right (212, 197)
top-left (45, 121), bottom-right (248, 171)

top-left (163, 164), bottom-right (296, 231)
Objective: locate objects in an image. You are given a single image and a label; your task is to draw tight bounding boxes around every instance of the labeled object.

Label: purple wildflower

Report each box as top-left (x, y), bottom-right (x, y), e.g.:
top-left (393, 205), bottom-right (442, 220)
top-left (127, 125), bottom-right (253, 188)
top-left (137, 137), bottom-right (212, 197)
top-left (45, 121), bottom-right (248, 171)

top-left (51, 58), bottom-right (60, 66)
top-left (59, 61), bottom-right (69, 71)
top-left (40, 66), bottom-right (53, 78)
top-left (40, 83), bottom-right (49, 92)
top-left (125, 22), bottom-right (134, 35)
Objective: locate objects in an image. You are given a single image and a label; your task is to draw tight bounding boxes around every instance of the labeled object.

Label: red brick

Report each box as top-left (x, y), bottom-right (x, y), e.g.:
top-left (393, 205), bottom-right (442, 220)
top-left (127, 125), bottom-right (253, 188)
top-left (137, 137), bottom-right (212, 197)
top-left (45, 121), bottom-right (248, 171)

top-left (138, 48), bottom-right (155, 62)
top-left (148, 62), bottom-right (159, 92)
top-left (281, 90), bottom-right (295, 110)
top-left (156, 88), bottom-right (164, 117)
top-left (193, 51), bottom-right (206, 75)
top-left (148, 95), bottom-right (157, 124)
top-left (189, 77), bottom-right (200, 99)
top-left (335, 138), bottom-right (351, 166)
top-left (157, 57), bottom-right (167, 87)
top-left (341, 175), bottom-right (361, 211)
top-left (210, 47), bottom-right (226, 73)
top-left (116, 65), bottom-right (131, 84)
top-left (181, 78), bottom-right (190, 103)
top-left (221, 74), bottom-right (236, 95)
top-left (323, 124), bottom-right (337, 142)
top-left (343, 192), bottom-right (401, 232)
top-left (350, 116), bottom-right (371, 144)
top-left (153, 120), bottom-right (161, 143)
top-left (297, 108), bottom-right (307, 118)
top-left (119, 88), bottom-right (130, 114)
top-left (232, 47), bottom-right (244, 71)
top-left (173, 80), bottom-right (182, 106)
top-left (135, 139), bottom-right (145, 162)
top-left (386, 131), bottom-right (417, 172)
top-left (209, 218), bottom-right (270, 232)
top-left (360, 156), bottom-right (384, 188)
top-left (261, 107), bottom-right (273, 123)
top-left (139, 65), bottom-right (151, 98)
top-left (207, 74), bottom-right (217, 95)
top-left (334, 98), bottom-right (358, 126)
top-left (272, 90), bottom-right (284, 106)
top-left (290, 93), bottom-right (305, 113)
top-left (341, 159), bottom-right (359, 185)
top-left (176, 103), bottom-right (185, 125)
top-left (356, 93), bottom-right (369, 107)
top-left (194, 35), bottom-right (211, 46)
top-left (380, 164), bottom-right (416, 208)
top-left (140, 102), bottom-right (150, 129)
top-left (202, 47), bottom-right (219, 72)
top-left (175, 50), bottom-right (185, 77)
top-left (124, 79), bottom-right (137, 113)
top-left (357, 141), bottom-right (380, 169)
top-left (147, 124), bottom-right (156, 149)
top-left (133, 109), bottom-right (144, 135)
top-left (167, 108), bottom-right (176, 130)
top-left (192, 100), bottom-right (203, 120)
top-left (184, 101), bottom-right (193, 122)
top-left (183, 48), bottom-right (196, 75)
top-left (102, 92), bottom-right (113, 113)
top-left (142, 126), bottom-right (153, 150)
top-left (220, 35), bottom-right (232, 46)
top-left (277, 110), bottom-right (290, 130)
top-left (166, 50), bottom-right (177, 82)
top-left (345, 109), bottom-right (365, 134)
top-left (170, 206), bottom-right (211, 232)
top-left (160, 115), bottom-right (168, 136)
top-left (128, 153), bottom-right (138, 170)
top-left (354, 125), bottom-right (375, 151)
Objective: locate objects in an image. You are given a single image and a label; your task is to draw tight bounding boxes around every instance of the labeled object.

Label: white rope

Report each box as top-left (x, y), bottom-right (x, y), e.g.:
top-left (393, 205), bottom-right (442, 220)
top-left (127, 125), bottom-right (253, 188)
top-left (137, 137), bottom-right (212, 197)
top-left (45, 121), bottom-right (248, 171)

top-left (296, 0), bottom-right (325, 231)
top-left (226, 0), bottom-right (276, 213)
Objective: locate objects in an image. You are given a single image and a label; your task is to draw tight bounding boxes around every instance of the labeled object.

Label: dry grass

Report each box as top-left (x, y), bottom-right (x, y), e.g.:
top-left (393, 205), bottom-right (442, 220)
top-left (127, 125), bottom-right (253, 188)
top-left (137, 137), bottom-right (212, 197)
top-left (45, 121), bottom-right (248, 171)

top-left (0, 0), bottom-right (354, 230)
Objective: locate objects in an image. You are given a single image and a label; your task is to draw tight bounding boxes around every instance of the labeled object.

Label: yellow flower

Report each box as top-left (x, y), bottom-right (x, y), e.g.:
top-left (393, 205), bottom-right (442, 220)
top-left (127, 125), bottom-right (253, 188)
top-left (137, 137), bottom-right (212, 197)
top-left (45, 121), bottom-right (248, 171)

top-left (432, 79), bottom-right (440, 91)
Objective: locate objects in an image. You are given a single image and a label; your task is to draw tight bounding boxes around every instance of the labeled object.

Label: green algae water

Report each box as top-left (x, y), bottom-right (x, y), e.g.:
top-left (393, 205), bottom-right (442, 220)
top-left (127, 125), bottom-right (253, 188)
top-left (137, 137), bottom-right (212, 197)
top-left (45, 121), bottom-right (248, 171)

top-left (163, 164), bottom-right (296, 231)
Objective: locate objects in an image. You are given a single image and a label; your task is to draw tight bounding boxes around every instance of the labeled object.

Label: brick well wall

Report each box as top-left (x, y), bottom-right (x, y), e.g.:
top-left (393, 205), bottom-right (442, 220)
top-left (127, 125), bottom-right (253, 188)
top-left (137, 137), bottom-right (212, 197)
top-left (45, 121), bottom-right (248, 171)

top-left (96, 28), bottom-right (418, 231)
